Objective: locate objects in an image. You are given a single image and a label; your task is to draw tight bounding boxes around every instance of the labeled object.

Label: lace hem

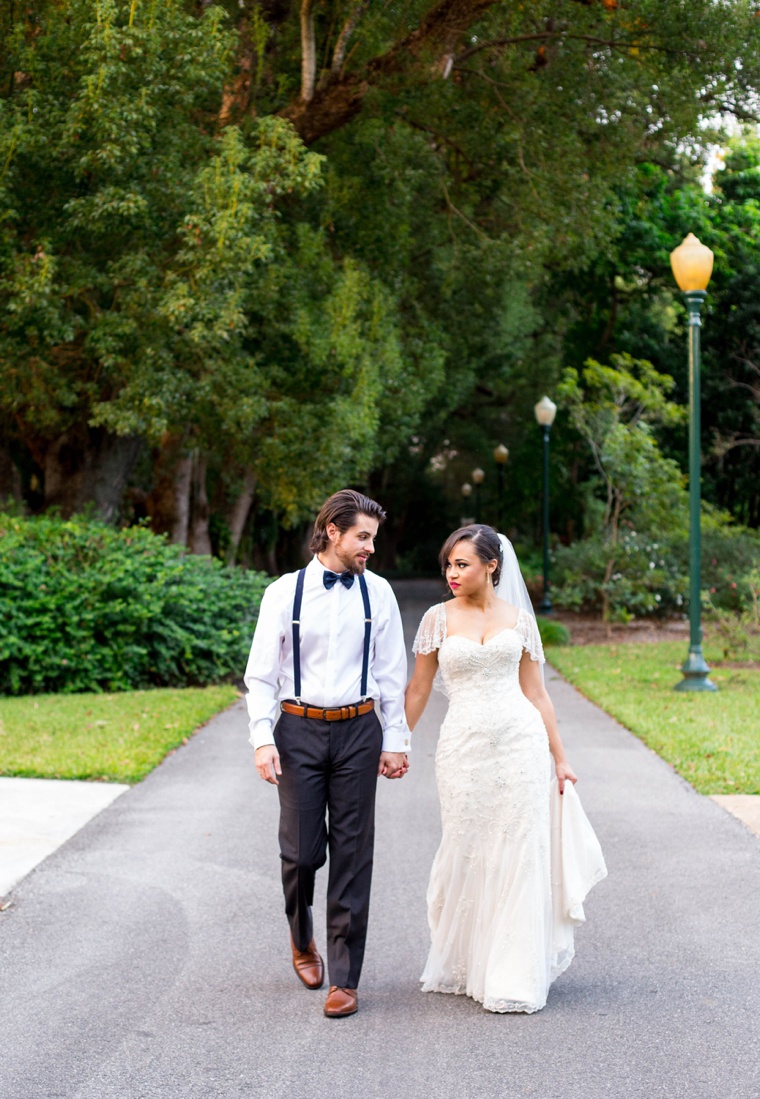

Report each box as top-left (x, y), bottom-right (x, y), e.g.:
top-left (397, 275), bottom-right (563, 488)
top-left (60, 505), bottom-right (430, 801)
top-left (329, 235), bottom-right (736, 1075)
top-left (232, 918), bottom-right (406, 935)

top-left (420, 983), bottom-right (546, 1015)
top-left (420, 946), bottom-right (576, 1015)
top-left (564, 864), bottom-right (609, 923)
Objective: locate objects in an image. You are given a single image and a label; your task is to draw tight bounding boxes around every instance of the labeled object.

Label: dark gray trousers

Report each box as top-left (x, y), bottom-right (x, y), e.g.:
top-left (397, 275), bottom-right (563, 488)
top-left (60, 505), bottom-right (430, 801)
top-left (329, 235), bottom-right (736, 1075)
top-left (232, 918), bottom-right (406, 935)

top-left (273, 707), bottom-right (383, 989)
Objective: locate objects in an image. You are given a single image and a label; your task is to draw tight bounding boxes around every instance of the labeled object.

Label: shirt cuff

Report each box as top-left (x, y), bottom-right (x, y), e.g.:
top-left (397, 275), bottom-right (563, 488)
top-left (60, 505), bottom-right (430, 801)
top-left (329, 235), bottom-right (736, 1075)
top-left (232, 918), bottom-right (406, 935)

top-left (250, 719), bottom-right (276, 752)
top-left (381, 723), bottom-right (411, 754)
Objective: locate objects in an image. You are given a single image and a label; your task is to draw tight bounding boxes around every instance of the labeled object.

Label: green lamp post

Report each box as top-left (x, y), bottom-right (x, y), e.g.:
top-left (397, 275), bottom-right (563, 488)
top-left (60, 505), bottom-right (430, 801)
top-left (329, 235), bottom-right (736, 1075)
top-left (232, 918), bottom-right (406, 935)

top-left (535, 396), bottom-right (557, 615)
top-left (670, 232), bottom-right (717, 693)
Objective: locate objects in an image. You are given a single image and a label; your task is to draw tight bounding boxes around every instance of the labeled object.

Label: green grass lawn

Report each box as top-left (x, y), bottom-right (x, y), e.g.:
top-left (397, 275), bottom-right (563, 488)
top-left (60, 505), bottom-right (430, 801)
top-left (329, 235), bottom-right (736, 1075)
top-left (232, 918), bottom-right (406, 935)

top-left (547, 641), bottom-right (760, 795)
top-left (0, 685), bottom-right (239, 784)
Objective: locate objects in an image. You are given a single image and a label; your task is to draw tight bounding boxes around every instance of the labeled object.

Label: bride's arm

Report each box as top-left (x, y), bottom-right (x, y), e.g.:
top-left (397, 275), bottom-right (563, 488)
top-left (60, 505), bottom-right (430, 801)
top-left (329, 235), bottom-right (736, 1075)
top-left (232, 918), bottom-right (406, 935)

top-left (519, 653), bottom-right (578, 793)
top-left (404, 651), bottom-right (439, 731)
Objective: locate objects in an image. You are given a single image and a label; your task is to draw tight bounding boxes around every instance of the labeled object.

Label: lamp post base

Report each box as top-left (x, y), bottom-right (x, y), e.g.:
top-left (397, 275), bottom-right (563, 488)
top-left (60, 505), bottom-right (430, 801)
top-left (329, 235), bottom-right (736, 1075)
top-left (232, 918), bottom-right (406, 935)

top-left (537, 597), bottom-right (553, 615)
top-left (674, 647), bottom-right (718, 692)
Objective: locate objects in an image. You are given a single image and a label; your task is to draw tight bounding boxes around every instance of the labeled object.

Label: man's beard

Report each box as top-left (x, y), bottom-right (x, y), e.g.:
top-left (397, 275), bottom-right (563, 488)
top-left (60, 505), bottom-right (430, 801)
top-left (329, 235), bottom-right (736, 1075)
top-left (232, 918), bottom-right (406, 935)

top-left (335, 546), bottom-right (367, 575)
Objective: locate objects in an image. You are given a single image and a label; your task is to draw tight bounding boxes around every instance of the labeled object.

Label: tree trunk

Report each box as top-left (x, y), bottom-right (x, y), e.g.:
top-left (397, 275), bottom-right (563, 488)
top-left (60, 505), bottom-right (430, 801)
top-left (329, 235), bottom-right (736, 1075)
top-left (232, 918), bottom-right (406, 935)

top-left (189, 451), bottom-right (213, 556)
top-left (300, 0), bottom-right (317, 102)
top-left (0, 445), bottom-right (23, 507)
top-left (172, 454), bottom-right (194, 546)
top-left (226, 469), bottom-right (257, 564)
top-left (42, 429), bottom-right (143, 521)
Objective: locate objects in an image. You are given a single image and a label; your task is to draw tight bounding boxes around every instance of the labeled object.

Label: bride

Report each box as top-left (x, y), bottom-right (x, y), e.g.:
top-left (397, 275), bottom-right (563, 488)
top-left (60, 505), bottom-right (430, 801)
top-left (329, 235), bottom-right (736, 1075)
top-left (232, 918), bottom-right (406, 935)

top-left (405, 523), bottom-right (606, 1014)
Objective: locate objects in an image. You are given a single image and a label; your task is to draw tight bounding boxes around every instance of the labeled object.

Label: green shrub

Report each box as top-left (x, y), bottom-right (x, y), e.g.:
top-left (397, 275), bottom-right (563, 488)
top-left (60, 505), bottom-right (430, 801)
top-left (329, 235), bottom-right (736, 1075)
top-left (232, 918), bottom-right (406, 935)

top-left (552, 530), bottom-right (687, 621)
top-left (552, 512), bottom-right (760, 621)
top-left (698, 521), bottom-right (760, 614)
top-left (0, 513), bottom-right (270, 695)
top-left (537, 616), bottom-right (570, 647)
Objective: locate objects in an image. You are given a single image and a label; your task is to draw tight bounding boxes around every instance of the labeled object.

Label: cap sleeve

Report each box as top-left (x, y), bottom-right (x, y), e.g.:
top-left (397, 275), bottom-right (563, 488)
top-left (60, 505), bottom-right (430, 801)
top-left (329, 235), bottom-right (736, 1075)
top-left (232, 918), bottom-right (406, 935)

top-left (518, 607), bottom-right (545, 664)
top-left (412, 603), bottom-right (447, 656)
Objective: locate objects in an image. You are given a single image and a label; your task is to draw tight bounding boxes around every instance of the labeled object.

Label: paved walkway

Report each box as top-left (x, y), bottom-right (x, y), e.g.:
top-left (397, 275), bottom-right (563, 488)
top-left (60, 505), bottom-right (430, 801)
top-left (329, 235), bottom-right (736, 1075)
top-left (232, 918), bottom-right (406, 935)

top-left (0, 777), bottom-right (129, 898)
top-left (1, 585), bottom-right (759, 1098)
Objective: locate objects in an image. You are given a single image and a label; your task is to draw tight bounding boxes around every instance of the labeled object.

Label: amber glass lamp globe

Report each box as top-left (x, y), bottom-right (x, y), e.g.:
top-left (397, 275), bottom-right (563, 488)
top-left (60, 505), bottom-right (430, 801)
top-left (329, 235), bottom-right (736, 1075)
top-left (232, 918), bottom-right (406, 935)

top-left (670, 233), bottom-right (714, 292)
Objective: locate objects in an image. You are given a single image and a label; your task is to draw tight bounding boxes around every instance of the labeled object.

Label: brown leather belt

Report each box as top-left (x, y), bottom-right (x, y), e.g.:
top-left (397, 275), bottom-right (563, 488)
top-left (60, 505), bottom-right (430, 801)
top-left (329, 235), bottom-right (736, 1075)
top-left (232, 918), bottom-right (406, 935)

top-left (280, 699), bottom-right (375, 722)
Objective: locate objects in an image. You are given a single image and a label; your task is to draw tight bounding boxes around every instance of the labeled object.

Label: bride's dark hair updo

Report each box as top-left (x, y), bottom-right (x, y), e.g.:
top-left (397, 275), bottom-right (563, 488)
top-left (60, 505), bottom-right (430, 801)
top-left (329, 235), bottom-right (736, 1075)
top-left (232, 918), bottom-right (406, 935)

top-left (439, 524), bottom-right (503, 587)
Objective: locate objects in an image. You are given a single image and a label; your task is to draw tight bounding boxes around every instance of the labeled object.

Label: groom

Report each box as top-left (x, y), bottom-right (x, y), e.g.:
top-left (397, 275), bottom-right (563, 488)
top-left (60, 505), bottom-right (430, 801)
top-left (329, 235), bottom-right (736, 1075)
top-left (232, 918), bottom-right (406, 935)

top-left (245, 489), bottom-right (410, 1018)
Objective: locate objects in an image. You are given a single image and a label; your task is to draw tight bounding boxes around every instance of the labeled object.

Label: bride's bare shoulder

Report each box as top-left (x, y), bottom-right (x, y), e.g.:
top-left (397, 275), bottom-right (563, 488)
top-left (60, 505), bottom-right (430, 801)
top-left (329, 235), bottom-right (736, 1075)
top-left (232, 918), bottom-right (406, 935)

top-left (497, 602), bottom-right (521, 626)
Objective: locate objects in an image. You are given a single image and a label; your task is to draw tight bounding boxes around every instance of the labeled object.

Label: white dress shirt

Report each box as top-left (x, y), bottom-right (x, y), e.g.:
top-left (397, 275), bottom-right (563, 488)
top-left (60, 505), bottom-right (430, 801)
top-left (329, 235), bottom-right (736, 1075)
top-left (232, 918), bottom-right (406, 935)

top-left (244, 556), bottom-right (411, 754)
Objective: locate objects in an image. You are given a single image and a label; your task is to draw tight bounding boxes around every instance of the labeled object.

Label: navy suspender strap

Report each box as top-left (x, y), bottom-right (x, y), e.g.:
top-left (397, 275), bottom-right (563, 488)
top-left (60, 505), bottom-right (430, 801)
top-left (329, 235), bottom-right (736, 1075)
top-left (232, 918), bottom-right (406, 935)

top-left (359, 573), bottom-right (372, 700)
top-left (292, 567), bottom-right (306, 703)
top-left (290, 568), bottom-right (372, 705)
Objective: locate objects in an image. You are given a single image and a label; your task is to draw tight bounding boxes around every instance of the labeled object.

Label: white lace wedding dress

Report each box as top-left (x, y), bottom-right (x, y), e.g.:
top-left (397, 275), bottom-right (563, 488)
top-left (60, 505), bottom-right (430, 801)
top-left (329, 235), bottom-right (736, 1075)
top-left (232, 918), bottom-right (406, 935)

top-left (414, 603), bottom-right (607, 1014)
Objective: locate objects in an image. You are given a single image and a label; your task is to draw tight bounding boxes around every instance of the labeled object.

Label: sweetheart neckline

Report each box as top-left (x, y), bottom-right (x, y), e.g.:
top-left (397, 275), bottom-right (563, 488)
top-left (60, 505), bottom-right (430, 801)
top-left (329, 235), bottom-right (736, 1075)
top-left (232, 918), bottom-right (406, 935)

top-left (444, 626), bottom-right (518, 648)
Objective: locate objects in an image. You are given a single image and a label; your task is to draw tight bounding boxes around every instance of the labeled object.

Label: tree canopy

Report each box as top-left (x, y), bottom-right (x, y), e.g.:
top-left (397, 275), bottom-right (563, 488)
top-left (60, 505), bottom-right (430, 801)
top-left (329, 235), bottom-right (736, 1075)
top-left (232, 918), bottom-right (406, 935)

top-left (2, 0), bottom-right (759, 566)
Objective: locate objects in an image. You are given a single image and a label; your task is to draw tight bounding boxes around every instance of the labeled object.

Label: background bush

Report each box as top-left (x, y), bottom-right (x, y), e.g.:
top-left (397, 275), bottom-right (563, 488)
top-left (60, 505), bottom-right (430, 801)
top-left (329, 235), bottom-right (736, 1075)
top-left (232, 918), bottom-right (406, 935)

top-left (0, 513), bottom-right (270, 695)
top-left (536, 616), bottom-right (570, 647)
top-left (552, 509), bottom-right (760, 622)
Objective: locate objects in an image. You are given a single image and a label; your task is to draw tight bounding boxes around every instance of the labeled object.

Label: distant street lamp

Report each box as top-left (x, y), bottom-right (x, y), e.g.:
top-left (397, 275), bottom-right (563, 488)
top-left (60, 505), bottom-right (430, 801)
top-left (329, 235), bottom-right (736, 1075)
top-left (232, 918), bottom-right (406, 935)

top-left (471, 467), bottom-right (485, 523)
top-left (534, 396), bottom-right (557, 614)
top-left (670, 233), bottom-right (717, 693)
top-left (493, 444), bottom-right (509, 529)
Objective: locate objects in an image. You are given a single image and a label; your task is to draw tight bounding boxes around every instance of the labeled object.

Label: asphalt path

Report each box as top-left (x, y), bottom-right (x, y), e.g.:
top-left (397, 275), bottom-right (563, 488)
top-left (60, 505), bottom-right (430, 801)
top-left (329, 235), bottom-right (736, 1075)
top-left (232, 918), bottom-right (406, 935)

top-left (1, 582), bottom-right (759, 1099)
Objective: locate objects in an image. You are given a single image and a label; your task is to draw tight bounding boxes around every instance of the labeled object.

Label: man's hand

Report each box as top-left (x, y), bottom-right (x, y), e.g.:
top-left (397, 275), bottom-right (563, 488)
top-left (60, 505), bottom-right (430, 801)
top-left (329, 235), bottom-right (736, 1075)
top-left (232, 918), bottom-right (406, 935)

top-left (255, 744), bottom-right (282, 785)
top-left (379, 751), bottom-right (408, 780)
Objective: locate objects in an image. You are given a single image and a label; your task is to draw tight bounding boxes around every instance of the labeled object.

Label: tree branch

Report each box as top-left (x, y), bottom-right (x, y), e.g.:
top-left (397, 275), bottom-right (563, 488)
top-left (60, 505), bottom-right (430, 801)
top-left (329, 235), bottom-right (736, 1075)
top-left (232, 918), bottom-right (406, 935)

top-left (441, 179), bottom-right (490, 239)
top-left (454, 31), bottom-right (683, 65)
top-left (331, 1), bottom-right (368, 74)
top-left (280, 0), bottom-right (499, 144)
top-left (300, 0), bottom-right (317, 103)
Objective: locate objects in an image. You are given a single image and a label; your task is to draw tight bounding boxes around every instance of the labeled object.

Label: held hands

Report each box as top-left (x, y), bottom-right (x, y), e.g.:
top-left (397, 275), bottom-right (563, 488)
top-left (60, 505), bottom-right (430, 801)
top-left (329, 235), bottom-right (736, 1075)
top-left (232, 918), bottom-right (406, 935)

top-left (379, 751), bottom-right (409, 780)
top-left (255, 744), bottom-right (282, 785)
top-left (255, 745), bottom-right (409, 784)
top-left (555, 759), bottom-right (578, 795)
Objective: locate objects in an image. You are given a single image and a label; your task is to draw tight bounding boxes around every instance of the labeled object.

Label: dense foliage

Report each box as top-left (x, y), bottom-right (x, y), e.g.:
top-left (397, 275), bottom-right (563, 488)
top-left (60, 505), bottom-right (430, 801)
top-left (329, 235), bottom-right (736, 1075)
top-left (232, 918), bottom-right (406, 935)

top-left (0, 513), bottom-right (269, 695)
top-left (2, 0), bottom-right (760, 574)
top-left (542, 354), bottom-right (760, 621)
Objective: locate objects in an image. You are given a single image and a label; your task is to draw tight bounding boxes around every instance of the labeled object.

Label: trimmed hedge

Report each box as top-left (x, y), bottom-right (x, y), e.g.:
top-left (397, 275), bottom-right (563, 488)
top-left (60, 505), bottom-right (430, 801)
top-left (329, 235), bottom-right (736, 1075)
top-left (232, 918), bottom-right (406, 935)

top-left (0, 513), bottom-right (270, 695)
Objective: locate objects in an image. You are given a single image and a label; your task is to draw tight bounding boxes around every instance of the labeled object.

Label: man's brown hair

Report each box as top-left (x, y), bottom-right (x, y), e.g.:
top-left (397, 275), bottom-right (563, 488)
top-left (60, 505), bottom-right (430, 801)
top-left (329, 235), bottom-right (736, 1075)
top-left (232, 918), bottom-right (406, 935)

top-left (309, 489), bottom-right (387, 554)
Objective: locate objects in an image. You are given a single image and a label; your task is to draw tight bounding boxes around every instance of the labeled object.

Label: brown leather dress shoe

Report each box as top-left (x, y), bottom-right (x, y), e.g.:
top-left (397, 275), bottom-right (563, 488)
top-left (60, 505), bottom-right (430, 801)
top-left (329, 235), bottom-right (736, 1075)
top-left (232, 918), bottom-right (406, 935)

top-left (291, 937), bottom-right (324, 990)
top-left (323, 986), bottom-right (358, 1018)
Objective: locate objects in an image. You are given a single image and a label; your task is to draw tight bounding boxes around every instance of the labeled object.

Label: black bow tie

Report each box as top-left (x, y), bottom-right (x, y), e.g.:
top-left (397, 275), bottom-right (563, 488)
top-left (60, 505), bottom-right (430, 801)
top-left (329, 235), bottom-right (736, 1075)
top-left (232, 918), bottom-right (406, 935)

top-left (323, 569), bottom-right (355, 590)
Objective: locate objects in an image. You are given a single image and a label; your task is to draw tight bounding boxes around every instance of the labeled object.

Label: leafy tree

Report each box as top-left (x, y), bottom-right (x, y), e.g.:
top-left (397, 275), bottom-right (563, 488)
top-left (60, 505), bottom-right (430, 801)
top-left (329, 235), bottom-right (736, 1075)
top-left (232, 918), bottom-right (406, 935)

top-left (0, 2), bottom-right (443, 554)
top-left (542, 142), bottom-right (760, 531)
top-left (555, 354), bottom-right (688, 619)
top-left (0, 0), bottom-right (235, 518)
top-left (3, 0), bottom-right (760, 564)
